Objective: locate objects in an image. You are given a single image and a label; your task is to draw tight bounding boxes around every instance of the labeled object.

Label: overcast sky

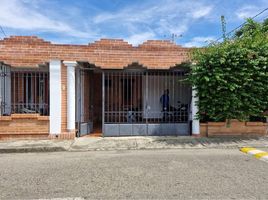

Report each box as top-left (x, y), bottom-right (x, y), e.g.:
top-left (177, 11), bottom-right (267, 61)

top-left (0, 0), bottom-right (267, 47)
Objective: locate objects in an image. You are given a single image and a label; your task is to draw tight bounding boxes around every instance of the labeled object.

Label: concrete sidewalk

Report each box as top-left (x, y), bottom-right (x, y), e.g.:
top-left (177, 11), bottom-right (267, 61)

top-left (0, 140), bottom-right (74, 153)
top-left (1, 136), bottom-right (268, 153)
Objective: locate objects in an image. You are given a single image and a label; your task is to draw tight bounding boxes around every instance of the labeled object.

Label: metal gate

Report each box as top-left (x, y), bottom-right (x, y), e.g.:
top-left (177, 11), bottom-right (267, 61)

top-left (0, 64), bottom-right (11, 116)
top-left (75, 67), bottom-right (95, 136)
top-left (102, 69), bottom-right (191, 136)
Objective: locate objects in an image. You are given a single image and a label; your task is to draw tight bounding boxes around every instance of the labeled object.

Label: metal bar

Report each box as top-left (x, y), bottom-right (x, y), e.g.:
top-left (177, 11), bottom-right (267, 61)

top-left (13, 72), bottom-right (15, 113)
top-left (145, 70), bottom-right (148, 135)
top-left (172, 70), bottom-right (175, 123)
top-left (126, 72), bottom-right (128, 123)
top-left (105, 72), bottom-right (108, 123)
top-left (80, 69), bottom-right (82, 125)
top-left (38, 71), bottom-right (41, 113)
top-left (102, 72), bottom-right (105, 136)
top-left (157, 71), bottom-right (159, 123)
top-left (34, 71), bottom-right (36, 113)
top-left (179, 71), bottom-right (182, 122)
top-left (2, 66), bottom-right (5, 114)
top-left (122, 71), bottom-right (124, 123)
top-left (111, 72), bottom-right (113, 123)
top-left (31, 72), bottom-right (33, 112)
top-left (0, 65), bottom-right (2, 115)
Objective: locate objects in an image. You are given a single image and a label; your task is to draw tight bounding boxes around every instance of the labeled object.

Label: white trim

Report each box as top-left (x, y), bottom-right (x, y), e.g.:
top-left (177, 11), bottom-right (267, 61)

top-left (64, 61), bottom-right (76, 131)
top-left (191, 87), bottom-right (200, 135)
top-left (81, 72), bottom-right (84, 122)
top-left (49, 60), bottom-right (62, 134)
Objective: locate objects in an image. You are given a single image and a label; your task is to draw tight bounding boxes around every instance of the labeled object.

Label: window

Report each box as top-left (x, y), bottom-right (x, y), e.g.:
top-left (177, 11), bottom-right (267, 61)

top-left (10, 69), bottom-right (49, 116)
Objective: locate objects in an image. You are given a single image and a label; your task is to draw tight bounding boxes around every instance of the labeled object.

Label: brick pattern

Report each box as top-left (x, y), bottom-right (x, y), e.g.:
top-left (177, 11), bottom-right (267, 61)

top-left (200, 120), bottom-right (268, 136)
top-left (0, 113), bottom-right (76, 140)
top-left (0, 36), bottom-right (190, 69)
top-left (0, 36), bottom-right (191, 139)
top-left (48, 131), bottom-right (75, 140)
top-left (0, 114), bottom-right (49, 139)
top-left (61, 63), bottom-right (68, 133)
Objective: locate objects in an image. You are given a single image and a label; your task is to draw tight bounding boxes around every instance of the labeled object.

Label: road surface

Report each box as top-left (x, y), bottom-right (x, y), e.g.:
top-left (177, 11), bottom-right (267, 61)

top-left (0, 149), bottom-right (267, 199)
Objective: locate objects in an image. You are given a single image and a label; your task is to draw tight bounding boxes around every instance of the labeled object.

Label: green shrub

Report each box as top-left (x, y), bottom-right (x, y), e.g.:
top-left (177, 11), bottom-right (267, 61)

top-left (189, 19), bottom-right (268, 122)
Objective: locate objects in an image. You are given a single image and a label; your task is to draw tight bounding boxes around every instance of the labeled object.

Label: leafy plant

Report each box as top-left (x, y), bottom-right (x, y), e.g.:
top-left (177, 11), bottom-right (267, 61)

top-left (189, 19), bottom-right (268, 122)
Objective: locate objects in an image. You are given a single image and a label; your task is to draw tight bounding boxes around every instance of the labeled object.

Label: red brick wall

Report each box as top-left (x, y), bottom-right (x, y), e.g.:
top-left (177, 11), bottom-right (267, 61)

top-left (0, 36), bottom-right (191, 139)
top-left (0, 114), bottom-right (49, 139)
top-left (0, 36), bottom-right (190, 69)
top-left (200, 121), bottom-right (268, 136)
top-left (61, 63), bottom-right (68, 133)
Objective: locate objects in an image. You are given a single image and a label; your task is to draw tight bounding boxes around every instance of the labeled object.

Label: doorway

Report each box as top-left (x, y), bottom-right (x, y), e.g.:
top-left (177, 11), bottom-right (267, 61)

top-left (76, 68), bottom-right (103, 137)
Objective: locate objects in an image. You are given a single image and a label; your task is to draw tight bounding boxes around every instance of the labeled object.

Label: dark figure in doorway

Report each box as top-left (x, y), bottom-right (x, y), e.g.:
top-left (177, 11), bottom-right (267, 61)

top-left (160, 89), bottom-right (170, 121)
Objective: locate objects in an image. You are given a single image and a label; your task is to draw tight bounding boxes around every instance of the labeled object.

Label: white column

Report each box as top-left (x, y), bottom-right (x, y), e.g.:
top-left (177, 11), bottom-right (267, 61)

top-left (64, 61), bottom-right (76, 131)
top-left (191, 87), bottom-right (200, 135)
top-left (49, 60), bottom-right (61, 134)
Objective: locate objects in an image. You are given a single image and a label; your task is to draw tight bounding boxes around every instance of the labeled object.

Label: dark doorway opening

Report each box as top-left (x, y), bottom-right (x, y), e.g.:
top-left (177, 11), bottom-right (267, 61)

top-left (76, 68), bottom-right (103, 137)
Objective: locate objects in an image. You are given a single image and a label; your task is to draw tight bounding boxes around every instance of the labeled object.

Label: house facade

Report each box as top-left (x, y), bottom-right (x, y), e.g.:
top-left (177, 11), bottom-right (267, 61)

top-left (0, 36), bottom-right (266, 139)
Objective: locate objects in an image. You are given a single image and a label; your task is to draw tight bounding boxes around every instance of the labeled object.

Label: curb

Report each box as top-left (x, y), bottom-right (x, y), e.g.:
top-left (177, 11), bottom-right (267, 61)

top-left (240, 147), bottom-right (268, 162)
top-left (0, 146), bottom-right (67, 154)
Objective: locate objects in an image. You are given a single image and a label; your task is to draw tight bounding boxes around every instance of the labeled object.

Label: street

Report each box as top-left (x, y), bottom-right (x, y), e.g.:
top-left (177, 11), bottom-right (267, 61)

top-left (0, 149), bottom-right (268, 200)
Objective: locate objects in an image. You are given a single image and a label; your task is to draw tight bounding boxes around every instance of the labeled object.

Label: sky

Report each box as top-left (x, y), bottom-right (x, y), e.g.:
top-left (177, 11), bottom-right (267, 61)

top-left (0, 0), bottom-right (267, 47)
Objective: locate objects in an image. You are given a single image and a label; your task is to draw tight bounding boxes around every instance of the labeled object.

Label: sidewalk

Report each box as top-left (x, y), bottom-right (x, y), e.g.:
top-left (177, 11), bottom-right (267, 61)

top-left (1, 136), bottom-right (268, 153)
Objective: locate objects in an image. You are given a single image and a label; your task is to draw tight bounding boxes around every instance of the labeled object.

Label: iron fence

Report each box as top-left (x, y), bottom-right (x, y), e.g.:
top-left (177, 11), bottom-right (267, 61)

top-left (103, 69), bottom-right (191, 124)
top-left (0, 66), bottom-right (49, 116)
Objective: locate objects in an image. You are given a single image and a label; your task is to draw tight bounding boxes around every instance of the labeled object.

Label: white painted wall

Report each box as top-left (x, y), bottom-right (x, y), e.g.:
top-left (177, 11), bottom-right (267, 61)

top-left (65, 61), bottom-right (76, 131)
top-left (49, 60), bottom-right (61, 134)
top-left (191, 88), bottom-right (200, 135)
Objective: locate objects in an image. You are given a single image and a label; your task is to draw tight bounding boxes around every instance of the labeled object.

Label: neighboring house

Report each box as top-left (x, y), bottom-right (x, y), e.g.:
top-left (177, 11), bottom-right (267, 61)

top-left (0, 36), bottom-right (266, 139)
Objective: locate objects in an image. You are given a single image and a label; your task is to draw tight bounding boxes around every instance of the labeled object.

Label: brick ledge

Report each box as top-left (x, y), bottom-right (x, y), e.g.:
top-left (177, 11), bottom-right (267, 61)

top-left (0, 114), bottom-right (49, 121)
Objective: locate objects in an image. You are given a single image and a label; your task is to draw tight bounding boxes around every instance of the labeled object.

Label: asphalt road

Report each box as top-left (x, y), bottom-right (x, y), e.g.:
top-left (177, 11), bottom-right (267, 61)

top-left (0, 149), bottom-right (267, 200)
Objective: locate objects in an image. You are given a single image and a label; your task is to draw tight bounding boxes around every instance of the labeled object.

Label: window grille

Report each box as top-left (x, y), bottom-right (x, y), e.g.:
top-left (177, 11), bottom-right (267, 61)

top-left (11, 69), bottom-right (49, 115)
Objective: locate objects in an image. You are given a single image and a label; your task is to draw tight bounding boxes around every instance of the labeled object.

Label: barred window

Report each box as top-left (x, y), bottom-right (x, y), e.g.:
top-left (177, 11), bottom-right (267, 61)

top-left (9, 68), bottom-right (49, 116)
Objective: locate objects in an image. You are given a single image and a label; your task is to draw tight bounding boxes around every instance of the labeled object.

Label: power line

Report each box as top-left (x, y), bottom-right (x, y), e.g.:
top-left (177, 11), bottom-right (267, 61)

top-left (215, 7), bottom-right (268, 42)
top-left (257, 13), bottom-right (268, 22)
top-left (0, 25), bottom-right (7, 38)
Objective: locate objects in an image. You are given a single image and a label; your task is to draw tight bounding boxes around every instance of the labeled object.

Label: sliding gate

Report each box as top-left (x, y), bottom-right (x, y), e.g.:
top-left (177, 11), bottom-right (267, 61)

top-left (103, 69), bottom-right (191, 136)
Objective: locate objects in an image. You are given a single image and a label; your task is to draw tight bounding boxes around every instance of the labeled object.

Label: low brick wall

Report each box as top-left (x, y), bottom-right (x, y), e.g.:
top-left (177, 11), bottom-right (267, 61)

top-left (48, 131), bottom-right (76, 140)
top-left (200, 120), bottom-right (268, 137)
top-left (0, 114), bottom-right (49, 139)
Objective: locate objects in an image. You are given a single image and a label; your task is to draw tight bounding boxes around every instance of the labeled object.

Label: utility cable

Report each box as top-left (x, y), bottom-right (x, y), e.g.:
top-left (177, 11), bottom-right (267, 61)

top-left (215, 7), bottom-right (268, 42)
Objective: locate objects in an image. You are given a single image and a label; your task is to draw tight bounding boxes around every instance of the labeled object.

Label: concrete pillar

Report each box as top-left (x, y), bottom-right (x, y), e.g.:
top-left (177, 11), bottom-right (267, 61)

top-left (49, 60), bottom-right (62, 134)
top-left (64, 61), bottom-right (76, 131)
top-left (191, 87), bottom-right (200, 136)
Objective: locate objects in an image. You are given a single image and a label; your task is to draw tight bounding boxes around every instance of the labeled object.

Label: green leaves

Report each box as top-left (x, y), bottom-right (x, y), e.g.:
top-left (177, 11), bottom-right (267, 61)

top-left (189, 19), bottom-right (268, 122)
